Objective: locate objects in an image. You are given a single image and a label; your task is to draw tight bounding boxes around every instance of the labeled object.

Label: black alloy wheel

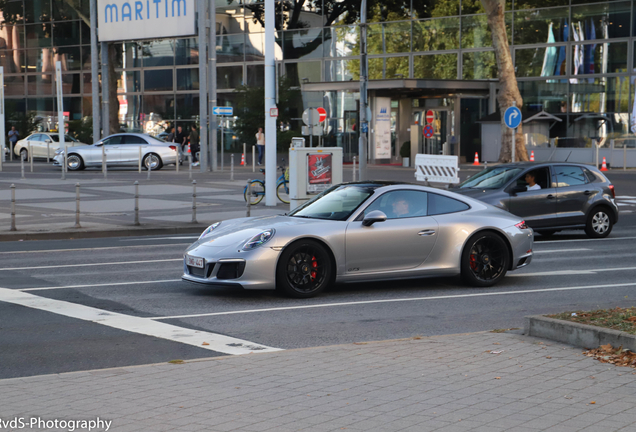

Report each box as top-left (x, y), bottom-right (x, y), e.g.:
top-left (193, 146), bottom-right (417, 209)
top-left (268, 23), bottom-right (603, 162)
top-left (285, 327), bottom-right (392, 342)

top-left (276, 240), bottom-right (333, 298)
top-left (461, 232), bottom-right (510, 287)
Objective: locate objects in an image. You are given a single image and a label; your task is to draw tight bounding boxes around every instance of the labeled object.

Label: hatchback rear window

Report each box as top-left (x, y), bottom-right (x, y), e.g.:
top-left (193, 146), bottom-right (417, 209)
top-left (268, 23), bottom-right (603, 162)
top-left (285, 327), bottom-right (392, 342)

top-left (555, 165), bottom-right (588, 187)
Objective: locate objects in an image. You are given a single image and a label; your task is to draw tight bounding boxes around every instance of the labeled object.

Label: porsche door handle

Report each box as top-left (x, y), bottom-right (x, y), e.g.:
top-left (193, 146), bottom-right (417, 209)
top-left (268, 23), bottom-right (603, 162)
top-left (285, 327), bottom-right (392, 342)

top-left (418, 230), bottom-right (436, 236)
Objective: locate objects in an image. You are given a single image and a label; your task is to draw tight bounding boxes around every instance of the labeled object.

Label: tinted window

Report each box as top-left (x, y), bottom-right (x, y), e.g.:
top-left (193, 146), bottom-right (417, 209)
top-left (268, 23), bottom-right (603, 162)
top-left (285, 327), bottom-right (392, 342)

top-left (101, 136), bottom-right (124, 145)
top-left (48, 134), bottom-right (78, 143)
top-left (514, 168), bottom-right (551, 191)
top-left (584, 168), bottom-right (602, 183)
top-left (428, 194), bottom-right (470, 215)
top-left (555, 165), bottom-right (588, 187)
top-left (364, 190), bottom-right (428, 219)
top-left (290, 184), bottom-right (375, 221)
top-left (123, 135), bottom-right (148, 144)
top-left (28, 134), bottom-right (41, 141)
top-left (458, 167), bottom-right (523, 189)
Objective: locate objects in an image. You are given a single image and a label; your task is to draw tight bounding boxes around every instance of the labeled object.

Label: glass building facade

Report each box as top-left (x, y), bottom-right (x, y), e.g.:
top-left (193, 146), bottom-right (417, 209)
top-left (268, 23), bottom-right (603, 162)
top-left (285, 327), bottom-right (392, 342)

top-left (1, 0), bottom-right (635, 161)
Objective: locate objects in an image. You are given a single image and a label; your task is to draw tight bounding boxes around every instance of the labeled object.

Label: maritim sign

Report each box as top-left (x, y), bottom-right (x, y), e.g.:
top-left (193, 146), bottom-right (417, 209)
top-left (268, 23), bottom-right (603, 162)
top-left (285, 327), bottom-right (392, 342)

top-left (98, 0), bottom-right (196, 42)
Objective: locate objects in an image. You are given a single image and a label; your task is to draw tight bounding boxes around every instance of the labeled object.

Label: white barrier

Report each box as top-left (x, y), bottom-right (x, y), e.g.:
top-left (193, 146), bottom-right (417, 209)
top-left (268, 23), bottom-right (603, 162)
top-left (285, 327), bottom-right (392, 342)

top-left (414, 154), bottom-right (460, 184)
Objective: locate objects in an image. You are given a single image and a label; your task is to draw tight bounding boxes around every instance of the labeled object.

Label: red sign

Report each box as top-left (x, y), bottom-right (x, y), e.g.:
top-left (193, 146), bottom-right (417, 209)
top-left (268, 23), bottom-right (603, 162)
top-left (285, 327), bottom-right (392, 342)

top-left (425, 110), bottom-right (435, 124)
top-left (423, 124), bottom-right (435, 138)
top-left (270, 107), bottom-right (279, 117)
top-left (317, 107), bottom-right (327, 123)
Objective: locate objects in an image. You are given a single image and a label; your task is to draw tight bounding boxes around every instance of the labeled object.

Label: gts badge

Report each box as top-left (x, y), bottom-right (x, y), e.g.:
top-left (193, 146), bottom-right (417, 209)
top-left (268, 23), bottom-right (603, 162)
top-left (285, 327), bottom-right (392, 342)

top-left (348, 268), bottom-right (360, 272)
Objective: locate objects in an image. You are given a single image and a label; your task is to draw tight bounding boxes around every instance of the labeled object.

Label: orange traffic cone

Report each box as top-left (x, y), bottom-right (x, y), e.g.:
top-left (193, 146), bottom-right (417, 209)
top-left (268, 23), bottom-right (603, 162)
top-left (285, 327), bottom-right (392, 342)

top-left (601, 156), bottom-right (608, 171)
top-left (530, 150), bottom-right (535, 162)
top-left (473, 152), bottom-right (480, 166)
top-left (240, 153), bottom-right (245, 166)
top-left (187, 144), bottom-right (191, 153)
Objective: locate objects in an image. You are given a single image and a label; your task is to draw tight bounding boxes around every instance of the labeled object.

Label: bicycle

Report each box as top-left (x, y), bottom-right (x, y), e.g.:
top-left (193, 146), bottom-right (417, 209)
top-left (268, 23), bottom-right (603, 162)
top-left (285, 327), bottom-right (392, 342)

top-left (244, 164), bottom-right (289, 205)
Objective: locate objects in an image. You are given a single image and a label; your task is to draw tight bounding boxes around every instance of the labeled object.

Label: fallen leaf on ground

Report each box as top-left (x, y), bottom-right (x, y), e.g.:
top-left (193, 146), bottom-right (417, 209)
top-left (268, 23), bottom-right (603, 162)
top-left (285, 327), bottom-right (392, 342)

top-left (202, 342), bottom-right (210, 346)
top-left (583, 345), bottom-right (636, 369)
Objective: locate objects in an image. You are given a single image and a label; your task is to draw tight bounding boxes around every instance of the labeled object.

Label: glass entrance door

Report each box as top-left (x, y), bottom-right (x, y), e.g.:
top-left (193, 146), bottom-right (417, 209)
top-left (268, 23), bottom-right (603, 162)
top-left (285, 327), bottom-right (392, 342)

top-left (413, 108), bottom-right (452, 155)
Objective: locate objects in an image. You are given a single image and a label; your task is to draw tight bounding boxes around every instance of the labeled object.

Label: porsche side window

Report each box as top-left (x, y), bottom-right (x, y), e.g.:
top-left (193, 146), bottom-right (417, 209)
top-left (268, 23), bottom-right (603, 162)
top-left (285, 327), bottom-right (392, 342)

top-left (364, 191), bottom-right (428, 220)
top-left (427, 194), bottom-right (470, 216)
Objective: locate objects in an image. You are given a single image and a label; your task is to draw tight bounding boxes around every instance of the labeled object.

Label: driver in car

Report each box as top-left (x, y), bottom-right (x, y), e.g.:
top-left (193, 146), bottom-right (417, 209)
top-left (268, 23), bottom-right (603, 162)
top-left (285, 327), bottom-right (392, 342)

top-left (525, 172), bottom-right (541, 191)
top-left (390, 193), bottom-right (412, 218)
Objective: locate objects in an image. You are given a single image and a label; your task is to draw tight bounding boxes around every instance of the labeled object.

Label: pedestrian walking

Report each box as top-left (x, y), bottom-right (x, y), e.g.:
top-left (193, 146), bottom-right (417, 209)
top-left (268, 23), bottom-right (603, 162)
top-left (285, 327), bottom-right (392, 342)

top-left (189, 124), bottom-right (200, 167)
top-left (176, 125), bottom-right (188, 153)
top-left (166, 127), bottom-right (176, 142)
top-left (256, 127), bottom-right (265, 165)
top-left (8, 126), bottom-right (19, 154)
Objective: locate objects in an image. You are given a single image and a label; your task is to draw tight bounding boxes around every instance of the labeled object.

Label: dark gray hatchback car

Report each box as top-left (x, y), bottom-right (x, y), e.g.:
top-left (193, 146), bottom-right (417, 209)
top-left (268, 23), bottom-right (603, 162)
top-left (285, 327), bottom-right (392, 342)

top-left (453, 162), bottom-right (618, 238)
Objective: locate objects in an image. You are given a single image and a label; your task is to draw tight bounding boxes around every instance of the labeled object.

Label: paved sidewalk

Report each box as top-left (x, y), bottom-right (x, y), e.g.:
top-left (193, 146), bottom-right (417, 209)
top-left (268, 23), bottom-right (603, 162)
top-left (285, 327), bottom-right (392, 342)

top-left (2, 331), bottom-right (635, 432)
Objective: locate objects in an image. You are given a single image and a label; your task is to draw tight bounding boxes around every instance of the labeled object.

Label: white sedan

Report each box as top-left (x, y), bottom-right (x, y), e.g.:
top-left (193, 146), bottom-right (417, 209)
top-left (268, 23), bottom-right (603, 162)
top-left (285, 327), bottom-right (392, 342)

top-left (53, 133), bottom-right (181, 171)
top-left (14, 133), bottom-right (87, 160)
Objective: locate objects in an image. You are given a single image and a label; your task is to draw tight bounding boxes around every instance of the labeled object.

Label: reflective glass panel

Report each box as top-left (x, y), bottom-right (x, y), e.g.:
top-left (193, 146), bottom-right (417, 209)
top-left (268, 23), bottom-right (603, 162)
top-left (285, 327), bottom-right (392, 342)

top-left (143, 40), bottom-right (175, 66)
top-left (4, 75), bottom-right (25, 96)
top-left (0, 50), bottom-right (24, 74)
top-left (55, 47), bottom-right (81, 71)
top-left (60, 73), bottom-right (82, 95)
top-left (175, 94), bottom-right (199, 120)
top-left (368, 0), bottom-right (413, 22)
top-left (26, 48), bottom-right (52, 74)
top-left (518, 80), bottom-right (568, 113)
top-left (245, 33), bottom-right (265, 61)
top-left (324, 26), bottom-right (358, 57)
top-left (27, 75), bottom-right (53, 95)
top-left (176, 68), bottom-right (199, 91)
top-left (144, 69), bottom-right (173, 92)
top-left (571, 1), bottom-right (631, 40)
top-left (367, 24), bottom-right (382, 55)
top-left (282, 29), bottom-right (323, 60)
top-left (123, 43), bottom-right (143, 67)
top-left (514, 0), bottom-right (568, 9)
top-left (385, 56), bottom-right (409, 79)
top-left (384, 22), bottom-right (411, 54)
top-left (1, 1), bottom-right (25, 25)
top-left (246, 64), bottom-right (265, 87)
top-left (25, 23), bottom-right (52, 48)
top-left (414, 0), bottom-right (459, 19)
top-left (462, 14), bottom-right (511, 48)
top-left (570, 77), bottom-right (630, 114)
top-left (413, 17), bottom-right (460, 52)
top-left (217, 66), bottom-right (243, 89)
top-left (144, 95), bottom-right (175, 120)
top-left (514, 7), bottom-right (569, 45)
top-left (413, 54), bottom-right (457, 79)
top-left (25, 0), bottom-right (51, 23)
top-left (118, 71), bottom-right (141, 93)
top-left (290, 61), bottom-right (321, 85)
top-left (571, 42), bottom-right (627, 75)
top-left (368, 57), bottom-right (383, 79)
top-left (462, 51), bottom-right (497, 79)
top-left (52, 0), bottom-right (84, 21)
top-left (175, 38), bottom-right (199, 65)
top-left (515, 46), bottom-right (568, 77)
top-left (325, 58), bottom-right (359, 81)
top-left (217, 33), bottom-right (245, 63)
top-left (52, 20), bottom-right (80, 46)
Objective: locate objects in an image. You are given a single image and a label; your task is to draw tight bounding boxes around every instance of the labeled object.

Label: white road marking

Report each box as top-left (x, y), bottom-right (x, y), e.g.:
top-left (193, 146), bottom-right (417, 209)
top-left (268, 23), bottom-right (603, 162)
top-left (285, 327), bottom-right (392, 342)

top-left (150, 281), bottom-right (636, 320)
top-left (0, 258), bottom-right (181, 271)
top-left (509, 265), bottom-right (636, 277)
top-left (0, 244), bottom-right (190, 255)
top-left (0, 287), bottom-right (281, 355)
top-left (538, 236), bottom-right (636, 244)
top-left (616, 196), bottom-right (636, 199)
top-left (20, 279), bottom-right (181, 292)
top-left (532, 248), bottom-right (590, 254)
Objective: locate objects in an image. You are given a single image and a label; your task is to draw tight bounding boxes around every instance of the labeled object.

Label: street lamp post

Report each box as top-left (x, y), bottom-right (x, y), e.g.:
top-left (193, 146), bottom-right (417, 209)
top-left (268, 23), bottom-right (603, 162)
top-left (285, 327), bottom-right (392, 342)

top-left (358, 0), bottom-right (368, 181)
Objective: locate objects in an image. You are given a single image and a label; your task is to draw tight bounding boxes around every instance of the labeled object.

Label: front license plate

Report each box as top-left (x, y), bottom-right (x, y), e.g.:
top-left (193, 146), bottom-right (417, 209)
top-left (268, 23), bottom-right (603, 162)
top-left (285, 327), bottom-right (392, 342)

top-left (186, 255), bottom-right (204, 268)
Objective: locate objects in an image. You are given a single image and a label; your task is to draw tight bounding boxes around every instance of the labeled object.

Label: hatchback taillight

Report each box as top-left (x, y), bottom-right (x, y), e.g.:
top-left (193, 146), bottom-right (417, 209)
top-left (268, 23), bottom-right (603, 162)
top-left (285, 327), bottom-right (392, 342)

top-left (515, 221), bottom-right (528, 230)
top-left (609, 184), bottom-right (615, 199)
top-left (169, 145), bottom-right (177, 152)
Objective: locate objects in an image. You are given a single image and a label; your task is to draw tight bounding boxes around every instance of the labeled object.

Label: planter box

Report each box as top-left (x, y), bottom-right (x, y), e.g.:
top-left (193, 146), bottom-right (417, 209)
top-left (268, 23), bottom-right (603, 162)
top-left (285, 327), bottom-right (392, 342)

top-left (525, 315), bottom-right (636, 351)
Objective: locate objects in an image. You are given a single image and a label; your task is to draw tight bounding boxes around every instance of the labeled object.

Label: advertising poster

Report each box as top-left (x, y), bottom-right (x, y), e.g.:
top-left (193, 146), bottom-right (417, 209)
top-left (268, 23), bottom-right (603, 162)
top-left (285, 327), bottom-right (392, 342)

top-left (307, 153), bottom-right (332, 193)
top-left (374, 97), bottom-right (392, 159)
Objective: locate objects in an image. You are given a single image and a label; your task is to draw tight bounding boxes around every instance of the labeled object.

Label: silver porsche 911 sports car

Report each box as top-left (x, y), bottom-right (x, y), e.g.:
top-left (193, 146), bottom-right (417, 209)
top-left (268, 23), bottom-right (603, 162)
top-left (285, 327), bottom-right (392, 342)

top-left (183, 182), bottom-right (534, 298)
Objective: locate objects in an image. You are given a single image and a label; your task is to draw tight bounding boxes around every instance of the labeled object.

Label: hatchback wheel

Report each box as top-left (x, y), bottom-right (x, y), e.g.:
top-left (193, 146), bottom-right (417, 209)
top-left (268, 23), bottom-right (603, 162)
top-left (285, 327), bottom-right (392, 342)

top-left (585, 208), bottom-right (612, 238)
top-left (276, 240), bottom-right (333, 298)
top-left (461, 232), bottom-right (510, 287)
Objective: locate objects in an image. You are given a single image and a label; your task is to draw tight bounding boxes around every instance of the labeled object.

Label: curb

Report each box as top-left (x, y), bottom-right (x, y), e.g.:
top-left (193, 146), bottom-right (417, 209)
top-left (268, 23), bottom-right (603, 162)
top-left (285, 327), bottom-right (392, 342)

top-left (525, 315), bottom-right (636, 351)
top-left (0, 225), bottom-right (210, 242)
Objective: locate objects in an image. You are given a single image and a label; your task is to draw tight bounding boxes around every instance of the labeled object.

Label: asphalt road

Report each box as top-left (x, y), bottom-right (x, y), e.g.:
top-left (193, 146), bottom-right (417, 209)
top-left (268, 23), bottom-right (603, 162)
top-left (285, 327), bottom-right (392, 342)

top-left (2, 205), bottom-right (636, 379)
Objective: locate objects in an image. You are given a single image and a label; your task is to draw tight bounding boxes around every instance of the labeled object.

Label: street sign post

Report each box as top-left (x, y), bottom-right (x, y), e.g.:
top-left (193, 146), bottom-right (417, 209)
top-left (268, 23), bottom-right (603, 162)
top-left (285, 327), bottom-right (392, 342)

top-left (504, 104), bottom-right (522, 163)
top-left (302, 108), bottom-right (321, 146)
top-left (425, 110), bottom-right (435, 124)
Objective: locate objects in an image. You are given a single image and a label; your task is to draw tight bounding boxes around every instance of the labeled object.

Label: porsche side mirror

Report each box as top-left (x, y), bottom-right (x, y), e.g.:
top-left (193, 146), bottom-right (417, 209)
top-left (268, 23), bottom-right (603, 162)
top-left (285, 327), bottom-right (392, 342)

top-left (362, 210), bottom-right (387, 227)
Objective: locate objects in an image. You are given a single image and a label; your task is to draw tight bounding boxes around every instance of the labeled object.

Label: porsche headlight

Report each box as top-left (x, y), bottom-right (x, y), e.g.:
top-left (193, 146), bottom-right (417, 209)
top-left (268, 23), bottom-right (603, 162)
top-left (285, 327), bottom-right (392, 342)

top-left (199, 222), bottom-right (221, 239)
top-left (242, 229), bottom-right (275, 251)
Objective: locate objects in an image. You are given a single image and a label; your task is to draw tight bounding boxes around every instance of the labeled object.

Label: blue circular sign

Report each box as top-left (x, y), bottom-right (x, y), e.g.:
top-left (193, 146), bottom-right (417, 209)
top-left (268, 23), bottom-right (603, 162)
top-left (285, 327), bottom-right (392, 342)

top-left (504, 106), bottom-right (522, 129)
top-left (423, 125), bottom-right (434, 138)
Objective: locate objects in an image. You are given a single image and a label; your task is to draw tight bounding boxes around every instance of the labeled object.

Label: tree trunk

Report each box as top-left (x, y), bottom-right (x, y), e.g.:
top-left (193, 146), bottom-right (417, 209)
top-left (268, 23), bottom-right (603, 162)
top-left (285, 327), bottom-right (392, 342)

top-left (482, 0), bottom-right (528, 162)
top-left (108, 44), bottom-right (120, 134)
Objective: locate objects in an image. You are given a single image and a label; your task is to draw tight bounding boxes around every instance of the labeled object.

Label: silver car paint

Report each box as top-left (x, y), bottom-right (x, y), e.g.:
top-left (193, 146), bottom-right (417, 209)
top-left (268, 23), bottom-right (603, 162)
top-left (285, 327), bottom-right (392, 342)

top-left (52, 133), bottom-right (179, 168)
top-left (182, 184), bottom-right (534, 290)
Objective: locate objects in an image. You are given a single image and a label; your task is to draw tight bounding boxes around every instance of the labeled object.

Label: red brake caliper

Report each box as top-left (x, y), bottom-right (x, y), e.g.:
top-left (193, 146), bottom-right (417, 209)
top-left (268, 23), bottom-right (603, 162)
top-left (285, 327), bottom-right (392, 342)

top-left (469, 254), bottom-right (478, 271)
top-left (310, 256), bottom-right (317, 280)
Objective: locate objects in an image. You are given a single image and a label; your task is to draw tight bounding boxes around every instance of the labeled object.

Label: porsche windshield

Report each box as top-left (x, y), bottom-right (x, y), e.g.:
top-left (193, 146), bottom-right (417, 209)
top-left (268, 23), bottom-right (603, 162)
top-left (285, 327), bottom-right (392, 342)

top-left (458, 167), bottom-right (523, 190)
top-left (289, 185), bottom-right (375, 220)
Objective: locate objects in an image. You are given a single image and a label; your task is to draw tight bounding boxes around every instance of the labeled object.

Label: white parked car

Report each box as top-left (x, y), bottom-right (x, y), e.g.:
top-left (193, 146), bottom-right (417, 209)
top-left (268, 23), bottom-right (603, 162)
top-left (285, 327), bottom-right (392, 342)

top-left (14, 133), bottom-right (87, 160)
top-left (53, 133), bottom-right (181, 171)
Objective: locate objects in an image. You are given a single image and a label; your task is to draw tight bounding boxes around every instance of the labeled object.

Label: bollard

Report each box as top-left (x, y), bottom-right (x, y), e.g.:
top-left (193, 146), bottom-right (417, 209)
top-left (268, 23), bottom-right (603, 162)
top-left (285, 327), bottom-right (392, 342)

top-left (0, 146), bottom-right (3, 172)
top-left (134, 181), bottom-right (140, 226)
top-left (10, 141), bottom-right (13, 161)
top-left (75, 183), bottom-right (81, 228)
top-left (20, 154), bottom-right (25, 179)
top-left (102, 145), bottom-right (107, 179)
top-left (62, 145), bottom-right (68, 180)
top-left (188, 153), bottom-right (192, 180)
top-left (231, 154), bottom-right (234, 181)
top-left (352, 156), bottom-right (357, 182)
top-left (29, 142), bottom-right (33, 172)
top-left (176, 147), bottom-right (180, 173)
top-left (243, 142), bottom-right (246, 167)
top-left (246, 179), bottom-right (251, 217)
top-left (138, 147), bottom-right (142, 173)
top-left (252, 145), bottom-right (256, 172)
top-left (191, 180), bottom-right (197, 224)
top-left (147, 158), bottom-right (151, 180)
top-left (46, 141), bottom-right (50, 163)
top-left (10, 184), bottom-right (16, 231)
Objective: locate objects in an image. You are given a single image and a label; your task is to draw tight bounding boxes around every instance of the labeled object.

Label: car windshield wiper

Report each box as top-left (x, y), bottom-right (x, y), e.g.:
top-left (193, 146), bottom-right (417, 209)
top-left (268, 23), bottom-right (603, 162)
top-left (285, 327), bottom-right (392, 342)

top-left (291, 215), bottom-right (314, 219)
